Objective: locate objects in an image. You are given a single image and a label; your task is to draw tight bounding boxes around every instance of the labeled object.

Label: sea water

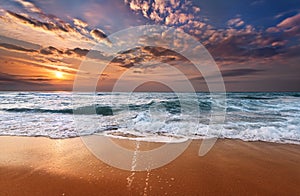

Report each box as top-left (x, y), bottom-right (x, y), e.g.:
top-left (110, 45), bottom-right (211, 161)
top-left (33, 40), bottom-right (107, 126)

top-left (0, 92), bottom-right (299, 144)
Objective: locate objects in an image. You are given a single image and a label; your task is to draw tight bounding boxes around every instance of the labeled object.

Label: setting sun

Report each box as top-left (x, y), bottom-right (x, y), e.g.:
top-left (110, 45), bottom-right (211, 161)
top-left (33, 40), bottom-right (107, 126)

top-left (55, 71), bottom-right (64, 79)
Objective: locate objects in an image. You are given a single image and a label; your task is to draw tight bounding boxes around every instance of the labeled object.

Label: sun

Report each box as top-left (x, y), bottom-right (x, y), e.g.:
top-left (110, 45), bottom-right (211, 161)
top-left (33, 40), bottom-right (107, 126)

top-left (55, 71), bottom-right (64, 79)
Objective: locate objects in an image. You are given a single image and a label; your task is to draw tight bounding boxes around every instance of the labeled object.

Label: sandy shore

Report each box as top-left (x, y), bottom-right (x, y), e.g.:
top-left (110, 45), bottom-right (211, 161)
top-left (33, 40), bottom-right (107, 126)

top-left (0, 136), bottom-right (300, 195)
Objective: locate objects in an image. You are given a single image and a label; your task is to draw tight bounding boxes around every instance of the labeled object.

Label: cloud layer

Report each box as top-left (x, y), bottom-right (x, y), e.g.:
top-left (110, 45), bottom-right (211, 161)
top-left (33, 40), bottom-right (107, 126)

top-left (0, 0), bottom-right (299, 91)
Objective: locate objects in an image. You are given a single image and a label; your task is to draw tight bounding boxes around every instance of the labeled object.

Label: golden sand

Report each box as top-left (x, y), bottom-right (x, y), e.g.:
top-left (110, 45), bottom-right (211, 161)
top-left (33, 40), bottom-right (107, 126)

top-left (0, 136), bottom-right (300, 195)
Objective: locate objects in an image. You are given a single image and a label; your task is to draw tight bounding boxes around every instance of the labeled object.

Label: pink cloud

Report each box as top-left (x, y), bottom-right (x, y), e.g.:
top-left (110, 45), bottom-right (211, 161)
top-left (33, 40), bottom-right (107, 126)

top-left (267, 13), bottom-right (300, 36)
top-left (227, 18), bottom-right (245, 27)
top-left (14, 0), bottom-right (42, 14)
top-left (277, 13), bottom-right (300, 29)
top-left (125, 0), bottom-right (201, 26)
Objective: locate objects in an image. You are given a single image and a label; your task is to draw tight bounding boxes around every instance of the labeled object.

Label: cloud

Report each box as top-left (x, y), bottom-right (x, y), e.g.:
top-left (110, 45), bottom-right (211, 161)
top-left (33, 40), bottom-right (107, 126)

top-left (14, 0), bottom-right (86, 36)
top-left (0, 41), bottom-right (89, 60)
top-left (128, 0), bottom-right (141, 11)
top-left (277, 13), bottom-right (300, 35)
top-left (208, 33), bottom-right (283, 64)
top-left (190, 68), bottom-right (264, 81)
top-left (0, 72), bottom-right (52, 84)
top-left (266, 27), bottom-right (280, 33)
top-left (90, 29), bottom-right (111, 45)
top-left (65, 47), bottom-right (89, 57)
top-left (123, 0), bottom-right (287, 67)
top-left (6, 55), bottom-right (80, 76)
top-left (6, 11), bottom-right (73, 33)
top-left (40, 46), bottom-right (63, 55)
top-left (227, 18), bottom-right (245, 27)
top-left (73, 18), bottom-right (88, 28)
top-left (0, 7), bottom-right (95, 49)
top-left (0, 42), bottom-right (37, 53)
top-left (125, 0), bottom-right (200, 26)
top-left (108, 46), bottom-right (188, 72)
top-left (0, 40), bottom-right (91, 61)
top-left (39, 46), bottom-right (109, 63)
top-left (0, 40), bottom-right (112, 79)
top-left (6, 41), bottom-right (107, 61)
top-left (73, 18), bottom-right (89, 35)
top-left (192, 6), bottom-right (201, 13)
top-left (0, 71), bottom-right (72, 91)
top-left (14, 0), bottom-right (42, 13)
top-left (0, 41), bottom-right (94, 80)
top-left (133, 70), bottom-right (142, 74)
top-left (123, 0), bottom-right (291, 67)
top-left (90, 29), bottom-right (107, 40)
top-left (221, 68), bottom-right (264, 77)
top-left (0, 35), bottom-right (40, 50)
top-left (267, 13), bottom-right (300, 36)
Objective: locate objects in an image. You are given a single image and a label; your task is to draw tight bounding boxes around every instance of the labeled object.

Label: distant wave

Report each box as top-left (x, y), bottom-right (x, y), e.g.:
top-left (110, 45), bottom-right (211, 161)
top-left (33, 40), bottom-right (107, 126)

top-left (2, 106), bottom-right (114, 116)
top-left (3, 108), bottom-right (74, 114)
top-left (1, 99), bottom-right (214, 115)
top-left (237, 96), bottom-right (276, 100)
top-left (228, 92), bottom-right (300, 99)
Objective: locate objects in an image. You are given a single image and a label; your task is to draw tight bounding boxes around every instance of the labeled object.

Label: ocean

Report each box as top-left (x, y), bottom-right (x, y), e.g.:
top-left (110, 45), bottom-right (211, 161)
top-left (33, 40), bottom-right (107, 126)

top-left (0, 92), bottom-right (299, 144)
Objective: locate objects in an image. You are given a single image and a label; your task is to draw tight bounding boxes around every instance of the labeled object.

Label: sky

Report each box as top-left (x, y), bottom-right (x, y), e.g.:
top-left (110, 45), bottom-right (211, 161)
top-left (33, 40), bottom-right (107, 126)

top-left (0, 0), bottom-right (299, 91)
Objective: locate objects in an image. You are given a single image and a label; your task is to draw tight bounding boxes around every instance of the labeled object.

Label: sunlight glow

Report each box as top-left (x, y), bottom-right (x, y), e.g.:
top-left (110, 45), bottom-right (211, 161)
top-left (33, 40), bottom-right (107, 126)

top-left (55, 71), bottom-right (64, 79)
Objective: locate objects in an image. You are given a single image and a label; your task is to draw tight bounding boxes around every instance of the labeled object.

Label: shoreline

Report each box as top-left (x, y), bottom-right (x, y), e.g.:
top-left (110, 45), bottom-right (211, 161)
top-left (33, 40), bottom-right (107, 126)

top-left (1, 136), bottom-right (300, 195)
top-left (1, 134), bottom-right (300, 145)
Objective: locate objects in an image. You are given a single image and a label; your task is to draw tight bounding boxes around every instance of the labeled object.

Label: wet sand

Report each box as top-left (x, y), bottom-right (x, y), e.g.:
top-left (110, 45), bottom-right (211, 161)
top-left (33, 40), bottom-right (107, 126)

top-left (0, 136), bottom-right (300, 195)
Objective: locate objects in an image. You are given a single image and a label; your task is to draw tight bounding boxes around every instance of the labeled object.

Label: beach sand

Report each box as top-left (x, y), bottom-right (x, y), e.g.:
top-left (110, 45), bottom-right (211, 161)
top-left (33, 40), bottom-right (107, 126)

top-left (0, 136), bottom-right (300, 195)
